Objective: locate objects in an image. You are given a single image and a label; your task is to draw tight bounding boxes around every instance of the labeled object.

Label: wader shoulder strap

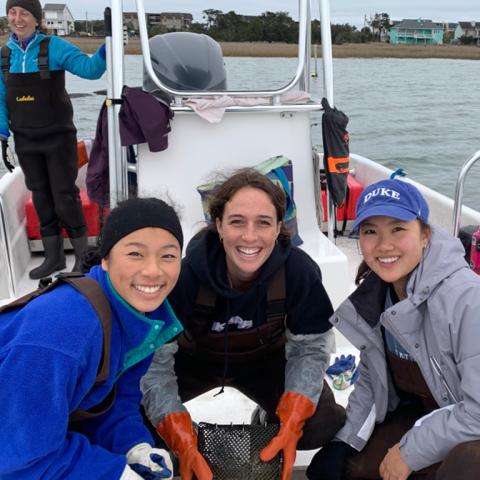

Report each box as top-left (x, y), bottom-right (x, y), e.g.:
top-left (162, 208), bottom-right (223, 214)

top-left (61, 274), bottom-right (112, 384)
top-left (1, 45), bottom-right (11, 80)
top-left (38, 37), bottom-right (51, 79)
top-left (0, 39), bottom-right (51, 80)
top-left (189, 283), bottom-right (217, 337)
top-left (265, 266), bottom-right (286, 323)
top-left (0, 273), bottom-right (114, 422)
top-left (1, 273), bottom-right (112, 383)
top-left (190, 265), bottom-right (287, 331)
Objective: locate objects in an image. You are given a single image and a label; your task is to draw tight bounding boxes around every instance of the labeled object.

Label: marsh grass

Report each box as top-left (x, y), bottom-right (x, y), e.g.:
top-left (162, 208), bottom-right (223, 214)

top-left (2, 35), bottom-right (478, 59)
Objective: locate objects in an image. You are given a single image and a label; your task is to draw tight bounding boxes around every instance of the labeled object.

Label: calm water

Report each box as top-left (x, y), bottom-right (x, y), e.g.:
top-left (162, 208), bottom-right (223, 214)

top-left (3, 56), bottom-right (480, 208)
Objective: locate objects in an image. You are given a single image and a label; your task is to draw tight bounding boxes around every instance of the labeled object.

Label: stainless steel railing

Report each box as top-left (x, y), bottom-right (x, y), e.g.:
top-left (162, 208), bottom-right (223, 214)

top-left (136, 0), bottom-right (311, 100)
top-left (452, 150), bottom-right (480, 236)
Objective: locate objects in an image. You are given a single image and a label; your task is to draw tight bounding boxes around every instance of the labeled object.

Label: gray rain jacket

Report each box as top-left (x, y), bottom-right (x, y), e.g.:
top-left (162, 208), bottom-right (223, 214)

top-left (331, 227), bottom-right (480, 471)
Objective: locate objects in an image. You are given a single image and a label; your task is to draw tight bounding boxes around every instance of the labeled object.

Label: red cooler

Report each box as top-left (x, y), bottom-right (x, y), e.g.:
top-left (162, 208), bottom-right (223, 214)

top-left (321, 174), bottom-right (364, 222)
top-left (26, 189), bottom-right (104, 243)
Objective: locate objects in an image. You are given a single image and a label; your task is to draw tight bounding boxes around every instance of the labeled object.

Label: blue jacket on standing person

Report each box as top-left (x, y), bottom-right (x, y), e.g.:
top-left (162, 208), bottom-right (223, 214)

top-left (0, 31), bottom-right (106, 137)
top-left (1, 0), bottom-right (106, 280)
top-left (0, 197), bottom-right (185, 479)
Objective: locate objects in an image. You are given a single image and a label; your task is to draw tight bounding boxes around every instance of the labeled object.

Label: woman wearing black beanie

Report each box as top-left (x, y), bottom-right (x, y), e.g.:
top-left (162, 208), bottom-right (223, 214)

top-left (1, 0), bottom-right (107, 279)
top-left (0, 196), bottom-right (184, 479)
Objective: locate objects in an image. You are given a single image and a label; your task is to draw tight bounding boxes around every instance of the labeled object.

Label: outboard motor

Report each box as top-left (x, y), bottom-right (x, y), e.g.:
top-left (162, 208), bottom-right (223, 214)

top-left (143, 32), bottom-right (227, 103)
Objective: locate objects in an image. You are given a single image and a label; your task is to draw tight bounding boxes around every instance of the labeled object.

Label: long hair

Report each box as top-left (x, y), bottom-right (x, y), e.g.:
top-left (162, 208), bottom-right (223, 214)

top-left (206, 168), bottom-right (291, 244)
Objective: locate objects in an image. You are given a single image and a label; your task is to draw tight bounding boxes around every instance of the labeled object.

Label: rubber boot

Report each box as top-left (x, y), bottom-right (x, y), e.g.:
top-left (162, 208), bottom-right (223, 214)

top-left (29, 235), bottom-right (66, 280)
top-left (70, 236), bottom-right (88, 273)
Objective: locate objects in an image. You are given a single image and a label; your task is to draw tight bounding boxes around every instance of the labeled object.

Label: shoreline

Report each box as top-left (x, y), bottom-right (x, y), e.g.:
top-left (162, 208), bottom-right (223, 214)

top-left (75, 38), bottom-right (480, 60)
top-left (1, 35), bottom-right (479, 59)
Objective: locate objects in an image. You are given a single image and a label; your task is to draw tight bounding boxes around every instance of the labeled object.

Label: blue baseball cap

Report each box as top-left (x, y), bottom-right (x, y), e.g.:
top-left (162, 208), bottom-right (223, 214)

top-left (351, 179), bottom-right (429, 233)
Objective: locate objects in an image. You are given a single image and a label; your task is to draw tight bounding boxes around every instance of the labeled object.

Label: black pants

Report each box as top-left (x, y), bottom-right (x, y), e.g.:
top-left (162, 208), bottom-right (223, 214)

top-left (15, 131), bottom-right (86, 238)
top-left (146, 349), bottom-right (346, 450)
top-left (344, 404), bottom-right (480, 480)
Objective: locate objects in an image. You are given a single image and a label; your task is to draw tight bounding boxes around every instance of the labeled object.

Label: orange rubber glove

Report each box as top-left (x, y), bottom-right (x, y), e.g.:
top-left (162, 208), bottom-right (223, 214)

top-left (260, 392), bottom-right (316, 480)
top-left (156, 412), bottom-right (213, 480)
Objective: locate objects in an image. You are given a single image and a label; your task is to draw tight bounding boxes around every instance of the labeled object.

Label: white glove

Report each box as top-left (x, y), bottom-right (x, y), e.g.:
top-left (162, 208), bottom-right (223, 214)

top-left (120, 465), bottom-right (144, 480)
top-left (126, 443), bottom-right (174, 479)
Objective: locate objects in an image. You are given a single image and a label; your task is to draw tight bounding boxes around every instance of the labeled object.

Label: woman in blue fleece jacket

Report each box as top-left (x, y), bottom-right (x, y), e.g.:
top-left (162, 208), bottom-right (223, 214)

top-left (0, 0), bottom-right (106, 280)
top-left (0, 197), bottom-right (184, 480)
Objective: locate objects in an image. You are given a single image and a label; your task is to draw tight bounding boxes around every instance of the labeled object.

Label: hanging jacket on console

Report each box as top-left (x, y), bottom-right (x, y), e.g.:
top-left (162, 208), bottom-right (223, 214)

top-left (86, 86), bottom-right (173, 206)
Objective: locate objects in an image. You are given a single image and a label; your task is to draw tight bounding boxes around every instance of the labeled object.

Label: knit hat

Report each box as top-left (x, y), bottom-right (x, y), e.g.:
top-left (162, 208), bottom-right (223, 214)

top-left (100, 197), bottom-right (183, 258)
top-left (6, 0), bottom-right (43, 25)
top-left (351, 179), bottom-right (429, 233)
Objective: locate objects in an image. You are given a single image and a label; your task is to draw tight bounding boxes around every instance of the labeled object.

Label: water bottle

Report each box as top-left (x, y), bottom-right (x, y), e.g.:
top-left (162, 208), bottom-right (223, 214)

top-left (470, 227), bottom-right (480, 275)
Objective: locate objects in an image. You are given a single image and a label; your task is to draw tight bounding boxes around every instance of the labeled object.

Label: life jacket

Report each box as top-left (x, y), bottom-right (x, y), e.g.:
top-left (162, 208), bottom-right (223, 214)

top-left (177, 266), bottom-right (287, 365)
top-left (0, 272), bottom-right (114, 421)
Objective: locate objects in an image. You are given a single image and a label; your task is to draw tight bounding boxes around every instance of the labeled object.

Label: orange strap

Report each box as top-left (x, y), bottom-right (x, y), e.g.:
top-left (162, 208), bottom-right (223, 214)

top-left (327, 156), bottom-right (349, 174)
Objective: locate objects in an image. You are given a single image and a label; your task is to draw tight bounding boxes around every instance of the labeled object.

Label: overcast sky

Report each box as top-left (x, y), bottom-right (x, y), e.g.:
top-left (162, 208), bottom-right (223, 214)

top-left (4, 1), bottom-right (480, 27)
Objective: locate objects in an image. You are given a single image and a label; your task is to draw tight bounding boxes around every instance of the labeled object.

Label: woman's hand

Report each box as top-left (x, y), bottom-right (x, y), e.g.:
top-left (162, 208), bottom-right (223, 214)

top-left (379, 443), bottom-right (412, 480)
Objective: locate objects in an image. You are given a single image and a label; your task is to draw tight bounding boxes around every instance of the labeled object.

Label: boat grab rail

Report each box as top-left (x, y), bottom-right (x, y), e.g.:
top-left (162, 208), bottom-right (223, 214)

top-left (136, 0), bottom-right (310, 99)
top-left (0, 194), bottom-right (16, 298)
top-left (452, 150), bottom-right (480, 236)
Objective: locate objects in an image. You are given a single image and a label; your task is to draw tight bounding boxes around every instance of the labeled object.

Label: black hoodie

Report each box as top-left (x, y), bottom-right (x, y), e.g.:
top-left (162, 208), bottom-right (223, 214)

top-left (169, 230), bottom-right (333, 335)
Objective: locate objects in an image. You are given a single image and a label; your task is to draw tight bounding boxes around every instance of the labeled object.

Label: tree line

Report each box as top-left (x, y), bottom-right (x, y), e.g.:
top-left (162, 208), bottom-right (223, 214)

top-left (158, 9), bottom-right (376, 44)
top-left (74, 10), bottom-right (382, 44)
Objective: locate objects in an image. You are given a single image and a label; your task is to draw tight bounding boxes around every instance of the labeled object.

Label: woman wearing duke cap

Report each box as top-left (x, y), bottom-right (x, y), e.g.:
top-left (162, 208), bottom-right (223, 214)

top-left (307, 179), bottom-right (480, 480)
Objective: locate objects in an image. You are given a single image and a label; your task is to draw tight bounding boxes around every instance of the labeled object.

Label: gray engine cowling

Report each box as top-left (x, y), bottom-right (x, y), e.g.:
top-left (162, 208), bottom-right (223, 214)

top-left (143, 32), bottom-right (227, 101)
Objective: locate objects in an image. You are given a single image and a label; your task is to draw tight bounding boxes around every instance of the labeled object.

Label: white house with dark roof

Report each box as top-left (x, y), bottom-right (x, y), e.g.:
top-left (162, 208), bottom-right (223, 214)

top-left (455, 21), bottom-right (480, 44)
top-left (43, 3), bottom-right (75, 36)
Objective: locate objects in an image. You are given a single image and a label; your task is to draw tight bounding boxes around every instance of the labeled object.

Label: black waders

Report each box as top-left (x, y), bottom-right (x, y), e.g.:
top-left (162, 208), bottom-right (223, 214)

top-left (1, 38), bottom-right (88, 278)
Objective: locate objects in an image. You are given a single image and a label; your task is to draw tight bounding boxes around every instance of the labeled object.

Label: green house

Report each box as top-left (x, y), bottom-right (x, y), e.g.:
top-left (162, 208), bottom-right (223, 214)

top-left (389, 19), bottom-right (444, 45)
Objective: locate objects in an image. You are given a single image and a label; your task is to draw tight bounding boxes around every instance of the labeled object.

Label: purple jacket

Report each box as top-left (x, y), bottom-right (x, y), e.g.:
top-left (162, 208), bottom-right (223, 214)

top-left (87, 86), bottom-right (173, 206)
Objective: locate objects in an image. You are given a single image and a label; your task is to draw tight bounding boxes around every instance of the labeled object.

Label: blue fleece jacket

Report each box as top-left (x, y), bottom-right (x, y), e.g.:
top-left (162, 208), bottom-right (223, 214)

top-left (0, 265), bottom-right (183, 479)
top-left (0, 32), bottom-right (106, 137)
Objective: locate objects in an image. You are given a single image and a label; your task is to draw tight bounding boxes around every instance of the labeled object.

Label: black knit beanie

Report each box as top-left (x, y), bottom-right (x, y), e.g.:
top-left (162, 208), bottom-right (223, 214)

top-left (6, 0), bottom-right (42, 25)
top-left (100, 197), bottom-right (183, 258)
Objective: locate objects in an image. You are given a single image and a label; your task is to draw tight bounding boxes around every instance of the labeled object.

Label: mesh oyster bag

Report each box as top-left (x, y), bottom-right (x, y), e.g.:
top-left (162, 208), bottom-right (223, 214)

top-left (197, 423), bottom-right (282, 480)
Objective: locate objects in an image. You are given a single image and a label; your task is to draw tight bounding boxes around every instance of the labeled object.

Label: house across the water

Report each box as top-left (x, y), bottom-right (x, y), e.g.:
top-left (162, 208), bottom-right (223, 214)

top-left (389, 18), bottom-right (444, 45)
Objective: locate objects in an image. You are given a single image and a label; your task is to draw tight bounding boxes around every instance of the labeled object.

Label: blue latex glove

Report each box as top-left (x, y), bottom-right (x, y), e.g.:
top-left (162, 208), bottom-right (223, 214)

top-left (130, 455), bottom-right (172, 479)
top-left (98, 44), bottom-right (106, 60)
top-left (326, 354), bottom-right (356, 377)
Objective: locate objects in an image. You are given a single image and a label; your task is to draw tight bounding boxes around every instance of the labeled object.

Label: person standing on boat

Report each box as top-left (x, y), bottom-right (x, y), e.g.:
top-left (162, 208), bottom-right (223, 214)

top-left (0, 0), bottom-right (106, 279)
top-left (141, 169), bottom-right (346, 480)
top-left (0, 197), bottom-right (185, 480)
top-left (307, 179), bottom-right (480, 480)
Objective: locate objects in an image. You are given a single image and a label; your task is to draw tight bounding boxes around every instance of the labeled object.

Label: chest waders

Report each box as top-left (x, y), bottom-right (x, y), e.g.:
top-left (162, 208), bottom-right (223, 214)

top-left (175, 269), bottom-right (289, 416)
top-left (1, 38), bottom-right (88, 279)
top-left (172, 266), bottom-right (345, 452)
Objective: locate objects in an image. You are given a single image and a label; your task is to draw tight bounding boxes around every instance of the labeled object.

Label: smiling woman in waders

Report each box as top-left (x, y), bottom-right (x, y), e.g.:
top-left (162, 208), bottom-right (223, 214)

top-left (0, 0), bottom-right (106, 279)
top-left (141, 169), bottom-right (346, 480)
